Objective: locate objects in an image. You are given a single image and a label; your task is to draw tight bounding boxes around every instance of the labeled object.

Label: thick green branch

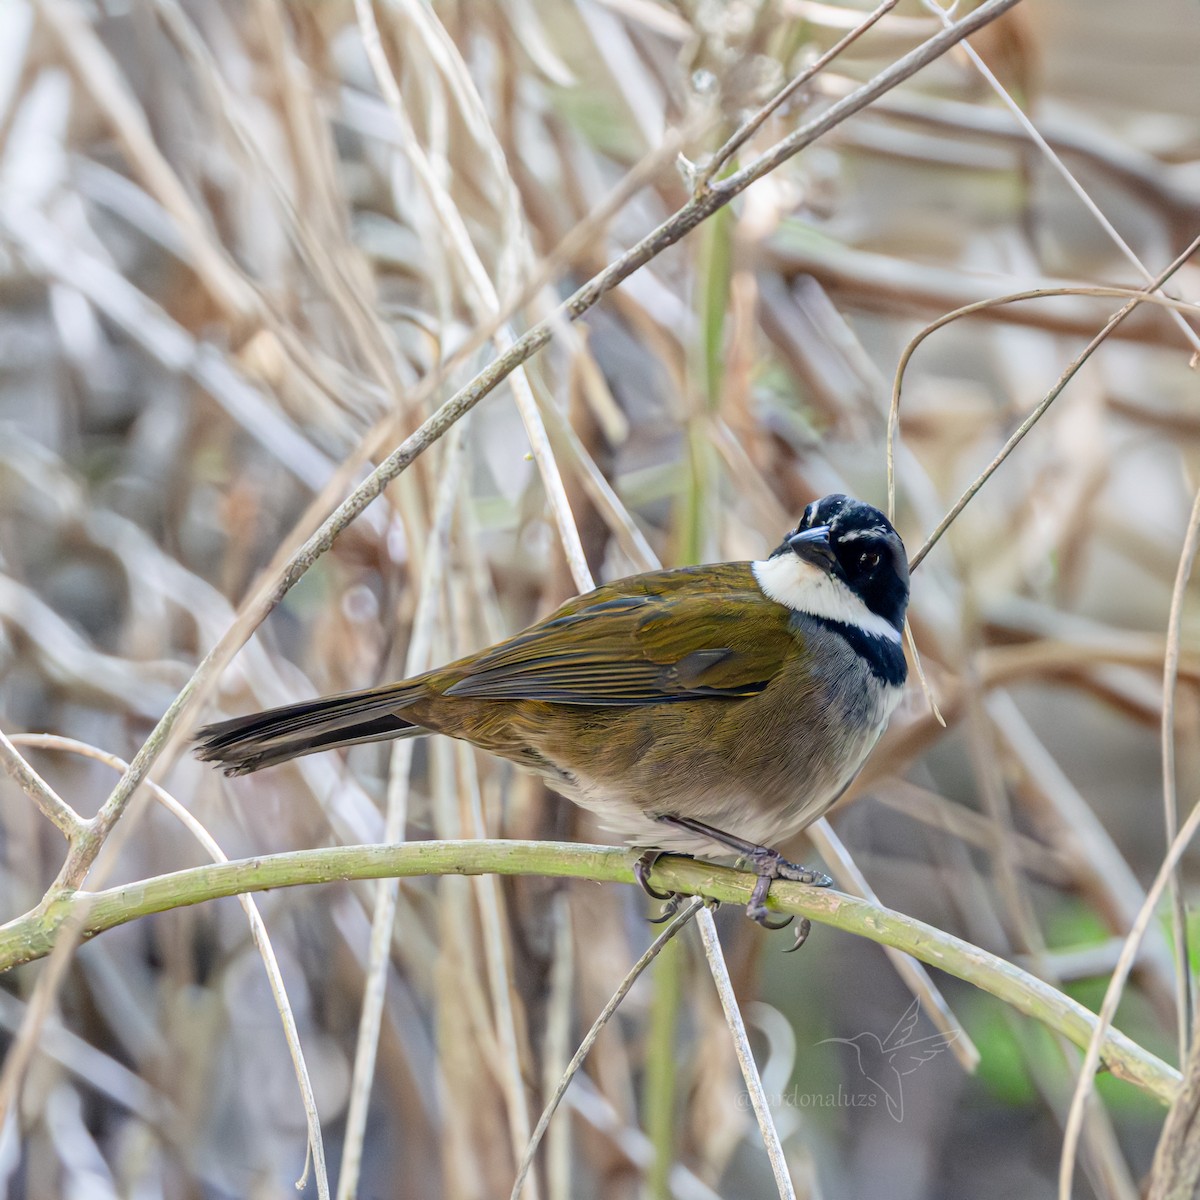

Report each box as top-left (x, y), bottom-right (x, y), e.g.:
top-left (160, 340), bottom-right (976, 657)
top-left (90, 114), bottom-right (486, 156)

top-left (0, 840), bottom-right (1178, 1105)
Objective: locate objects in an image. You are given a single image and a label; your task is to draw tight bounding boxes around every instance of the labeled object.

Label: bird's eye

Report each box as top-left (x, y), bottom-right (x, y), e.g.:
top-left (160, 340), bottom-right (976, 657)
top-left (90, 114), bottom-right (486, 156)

top-left (859, 551), bottom-right (880, 570)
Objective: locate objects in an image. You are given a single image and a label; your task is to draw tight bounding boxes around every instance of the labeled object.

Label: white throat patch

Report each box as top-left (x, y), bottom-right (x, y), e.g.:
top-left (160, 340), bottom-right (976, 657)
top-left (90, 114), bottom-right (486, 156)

top-left (752, 555), bottom-right (901, 643)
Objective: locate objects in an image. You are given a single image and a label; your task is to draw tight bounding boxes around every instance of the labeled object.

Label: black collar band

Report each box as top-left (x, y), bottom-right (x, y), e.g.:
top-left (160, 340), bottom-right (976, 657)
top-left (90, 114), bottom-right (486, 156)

top-left (805, 615), bottom-right (907, 687)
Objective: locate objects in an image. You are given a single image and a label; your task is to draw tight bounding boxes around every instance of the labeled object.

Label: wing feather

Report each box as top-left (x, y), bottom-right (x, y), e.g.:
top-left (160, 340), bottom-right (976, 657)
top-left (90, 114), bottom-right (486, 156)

top-left (442, 564), bottom-right (797, 705)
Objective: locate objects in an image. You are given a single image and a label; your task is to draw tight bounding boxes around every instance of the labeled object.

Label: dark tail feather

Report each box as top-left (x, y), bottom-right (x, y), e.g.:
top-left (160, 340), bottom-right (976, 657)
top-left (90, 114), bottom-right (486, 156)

top-left (195, 684), bottom-right (427, 776)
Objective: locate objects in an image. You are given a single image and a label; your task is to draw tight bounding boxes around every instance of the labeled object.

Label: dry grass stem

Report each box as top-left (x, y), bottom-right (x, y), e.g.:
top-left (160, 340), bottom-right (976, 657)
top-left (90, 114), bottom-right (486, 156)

top-left (0, 729), bottom-right (83, 842)
top-left (1060, 796), bottom-right (1200, 1199)
top-left (510, 898), bottom-right (704, 1200)
top-left (336, 422), bottom-right (469, 1200)
top-left (696, 907), bottom-right (796, 1200)
top-left (700, 0), bottom-right (901, 185)
top-left (909, 232), bottom-right (1200, 571)
top-left (807, 819), bottom-right (979, 1071)
top-left (10, 734), bottom-right (330, 1199)
top-left (1160, 488), bottom-right (1200, 1062)
top-left (921, 0), bottom-right (1200, 355)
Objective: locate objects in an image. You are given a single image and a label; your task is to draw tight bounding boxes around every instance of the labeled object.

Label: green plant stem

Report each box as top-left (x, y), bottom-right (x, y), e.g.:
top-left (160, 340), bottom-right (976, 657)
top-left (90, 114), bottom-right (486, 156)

top-left (1, 840), bottom-right (1178, 1106)
top-left (645, 931), bottom-right (683, 1200)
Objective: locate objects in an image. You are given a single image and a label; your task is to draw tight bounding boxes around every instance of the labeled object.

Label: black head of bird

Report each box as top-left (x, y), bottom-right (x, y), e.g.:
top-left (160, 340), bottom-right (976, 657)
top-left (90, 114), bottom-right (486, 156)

top-left (197, 493), bottom-right (909, 937)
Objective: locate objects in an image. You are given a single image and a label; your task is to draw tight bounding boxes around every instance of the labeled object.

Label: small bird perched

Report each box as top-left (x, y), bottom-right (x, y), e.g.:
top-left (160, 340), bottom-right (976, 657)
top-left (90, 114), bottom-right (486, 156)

top-left (197, 494), bottom-right (909, 936)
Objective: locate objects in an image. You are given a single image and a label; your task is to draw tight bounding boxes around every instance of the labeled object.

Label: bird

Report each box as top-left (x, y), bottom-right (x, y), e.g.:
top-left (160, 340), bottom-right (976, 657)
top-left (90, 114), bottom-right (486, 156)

top-left (818, 997), bottom-right (959, 1121)
top-left (196, 493), bottom-right (909, 938)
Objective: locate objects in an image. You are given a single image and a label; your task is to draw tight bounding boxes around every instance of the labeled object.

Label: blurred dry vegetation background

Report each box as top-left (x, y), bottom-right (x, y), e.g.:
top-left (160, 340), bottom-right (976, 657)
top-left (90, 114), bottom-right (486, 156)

top-left (0, 0), bottom-right (1198, 1198)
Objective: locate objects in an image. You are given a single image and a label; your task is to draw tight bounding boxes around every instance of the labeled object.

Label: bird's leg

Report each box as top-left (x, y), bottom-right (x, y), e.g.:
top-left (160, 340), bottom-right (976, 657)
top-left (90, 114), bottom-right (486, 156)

top-left (657, 815), bottom-right (831, 944)
top-left (633, 849), bottom-right (685, 922)
top-left (657, 815), bottom-right (833, 886)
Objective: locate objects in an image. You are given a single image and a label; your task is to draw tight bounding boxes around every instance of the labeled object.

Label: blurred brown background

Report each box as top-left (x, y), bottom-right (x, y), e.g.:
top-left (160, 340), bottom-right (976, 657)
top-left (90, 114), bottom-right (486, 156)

top-left (0, 1), bottom-right (1198, 1197)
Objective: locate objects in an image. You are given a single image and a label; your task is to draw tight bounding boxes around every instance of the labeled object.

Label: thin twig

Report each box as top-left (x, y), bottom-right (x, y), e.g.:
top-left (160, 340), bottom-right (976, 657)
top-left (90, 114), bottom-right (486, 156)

top-left (806, 819), bottom-right (978, 1071)
top-left (903, 618), bottom-right (946, 725)
top-left (887, 284), bottom-right (1200, 520)
top-left (1161, 488), bottom-right (1200, 1063)
top-left (335, 421), bottom-right (468, 1200)
top-left (696, 907), bottom-right (795, 1199)
top-left (0, 728), bottom-right (84, 842)
top-left (699, 0), bottom-right (899, 185)
top-left (907, 234), bottom-right (1200, 571)
top-left (920, 0), bottom-right (1200, 356)
top-left (509, 898), bottom-right (704, 1200)
top-left (1060, 796), bottom-right (1200, 1199)
top-left (9, 734), bottom-right (331, 1200)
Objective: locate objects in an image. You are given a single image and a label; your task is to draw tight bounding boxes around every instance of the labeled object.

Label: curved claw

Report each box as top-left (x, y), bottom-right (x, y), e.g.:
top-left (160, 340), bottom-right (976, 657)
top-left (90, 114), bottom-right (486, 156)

top-left (635, 851), bottom-right (689, 924)
top-left (748, 905), bottom-right (794, 931)
top-left (783, 918), bottom-right (813, 953)
top-left (633, 851), bottom-right (676, 902)
top-left (745, 872), bottom-right (794, 931)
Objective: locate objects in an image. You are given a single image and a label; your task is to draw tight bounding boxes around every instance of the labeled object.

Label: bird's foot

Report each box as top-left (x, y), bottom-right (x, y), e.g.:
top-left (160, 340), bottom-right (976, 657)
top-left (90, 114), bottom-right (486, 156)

top-left (633, 850), bottom-right (675, 900)
top-left (745, 845), bottom-right (833, 889)
top-left (650, 815), bottom-right (830, 949)
top-left (743, 847), bottom-right (831, 951)
top-left (633, 850), bottom-right (687, 923)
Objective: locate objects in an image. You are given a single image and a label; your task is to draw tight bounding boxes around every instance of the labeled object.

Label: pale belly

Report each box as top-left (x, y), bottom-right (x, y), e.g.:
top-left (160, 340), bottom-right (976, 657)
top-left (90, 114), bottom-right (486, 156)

top-left (560, 724), bottom-right (887, 855)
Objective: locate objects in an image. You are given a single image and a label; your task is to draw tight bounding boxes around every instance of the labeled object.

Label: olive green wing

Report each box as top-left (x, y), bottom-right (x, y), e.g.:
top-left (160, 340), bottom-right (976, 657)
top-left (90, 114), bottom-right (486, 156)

top-left (441, 564), bottom-right (797, 706)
